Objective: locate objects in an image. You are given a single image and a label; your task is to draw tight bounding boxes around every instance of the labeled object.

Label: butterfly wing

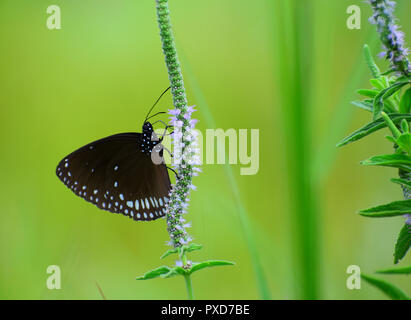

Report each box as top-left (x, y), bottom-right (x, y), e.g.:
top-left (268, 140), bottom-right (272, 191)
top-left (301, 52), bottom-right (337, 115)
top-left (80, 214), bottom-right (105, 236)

top-left (56, 133), bottom-right (171, 221)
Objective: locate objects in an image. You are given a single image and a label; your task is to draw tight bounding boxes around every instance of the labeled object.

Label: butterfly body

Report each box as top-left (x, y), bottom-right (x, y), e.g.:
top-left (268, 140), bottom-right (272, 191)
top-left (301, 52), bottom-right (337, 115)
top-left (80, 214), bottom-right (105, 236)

top-left (56, 122), bottom-right (171, 222)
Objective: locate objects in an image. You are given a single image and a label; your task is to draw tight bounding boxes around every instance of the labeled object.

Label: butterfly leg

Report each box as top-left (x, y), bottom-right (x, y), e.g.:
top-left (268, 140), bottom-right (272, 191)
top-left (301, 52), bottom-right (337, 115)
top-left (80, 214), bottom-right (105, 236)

top-left (158, 125), bottom-right (175, 142)
top-left (162, 146), bottom-right (173, 158)
top-left (166, 166), bottom-right (180, 179)
top-left (151, 120), bottom-right (170, 128)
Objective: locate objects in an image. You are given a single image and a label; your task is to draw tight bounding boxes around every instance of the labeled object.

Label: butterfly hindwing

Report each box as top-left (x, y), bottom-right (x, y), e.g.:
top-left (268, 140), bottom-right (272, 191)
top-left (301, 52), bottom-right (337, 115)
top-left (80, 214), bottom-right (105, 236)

top-left (56, 133), bottom-right (171, 221)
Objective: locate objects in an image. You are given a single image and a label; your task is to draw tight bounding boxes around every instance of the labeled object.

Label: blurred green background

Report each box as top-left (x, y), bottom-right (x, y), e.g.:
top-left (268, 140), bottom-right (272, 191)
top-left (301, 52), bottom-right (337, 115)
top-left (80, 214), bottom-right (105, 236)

top-left (0, 0), bottom-right (410, 300)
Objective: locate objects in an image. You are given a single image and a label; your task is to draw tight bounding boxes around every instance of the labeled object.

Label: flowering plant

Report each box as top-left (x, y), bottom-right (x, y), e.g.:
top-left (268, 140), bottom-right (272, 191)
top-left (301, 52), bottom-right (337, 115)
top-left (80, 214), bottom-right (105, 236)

top-left (136, 0), bottom-right (234, 300)
top-left (339, 0), bottom-right (410, 299)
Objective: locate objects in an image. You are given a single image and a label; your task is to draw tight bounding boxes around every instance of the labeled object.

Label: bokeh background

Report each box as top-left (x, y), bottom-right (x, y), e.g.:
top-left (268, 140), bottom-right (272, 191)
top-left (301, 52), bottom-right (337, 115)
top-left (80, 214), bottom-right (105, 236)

top-left (0, 0), bottom-right (410, 300)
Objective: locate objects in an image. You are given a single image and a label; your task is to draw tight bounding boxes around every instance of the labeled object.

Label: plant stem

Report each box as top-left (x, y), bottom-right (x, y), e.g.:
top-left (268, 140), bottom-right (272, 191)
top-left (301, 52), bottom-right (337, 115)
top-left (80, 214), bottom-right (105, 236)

top-left (274, 0), bottom-right (320, 299)
top-left (184, 274), bottom-right (194, 300)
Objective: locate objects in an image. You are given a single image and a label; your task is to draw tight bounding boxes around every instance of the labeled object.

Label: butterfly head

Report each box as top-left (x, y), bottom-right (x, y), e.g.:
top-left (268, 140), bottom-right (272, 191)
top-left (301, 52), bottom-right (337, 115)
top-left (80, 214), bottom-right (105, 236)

top-left (141, 121), bottom-right (159, 155)
top-left (142, 121), bottom-right (153, 133)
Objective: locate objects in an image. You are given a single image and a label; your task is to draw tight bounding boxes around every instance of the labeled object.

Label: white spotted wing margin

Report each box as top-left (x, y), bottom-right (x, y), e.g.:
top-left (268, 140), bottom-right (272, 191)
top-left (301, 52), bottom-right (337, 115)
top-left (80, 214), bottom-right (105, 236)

top-left (56, 133), bottom-right (171, 221)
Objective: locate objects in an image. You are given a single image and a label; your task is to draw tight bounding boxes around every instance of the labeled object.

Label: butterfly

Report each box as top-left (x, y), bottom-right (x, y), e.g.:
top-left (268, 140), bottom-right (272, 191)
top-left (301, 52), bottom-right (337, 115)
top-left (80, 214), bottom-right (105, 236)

top-left (56, 88), bottom-right (174, 222)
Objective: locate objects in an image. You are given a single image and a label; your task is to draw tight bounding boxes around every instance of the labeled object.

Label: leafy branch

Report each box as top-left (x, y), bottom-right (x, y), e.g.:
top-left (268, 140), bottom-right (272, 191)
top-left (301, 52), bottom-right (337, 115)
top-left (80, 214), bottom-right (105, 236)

top-left (338, 0), bottom-right (411, 299)
top-left (338, 44), bottom-right (411, 265)
top-left (137, 244), bottom-right (234, 300)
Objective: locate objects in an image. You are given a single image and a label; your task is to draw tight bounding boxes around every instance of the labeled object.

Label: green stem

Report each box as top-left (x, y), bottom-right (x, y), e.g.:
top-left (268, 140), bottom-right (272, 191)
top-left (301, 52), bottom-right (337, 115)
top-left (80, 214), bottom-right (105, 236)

top-left (274, 0), bottom-right (320, 299)
top-left (180, 249), bottom-right (194, 299)
top-left (184, 274), bottom-right (194, 300)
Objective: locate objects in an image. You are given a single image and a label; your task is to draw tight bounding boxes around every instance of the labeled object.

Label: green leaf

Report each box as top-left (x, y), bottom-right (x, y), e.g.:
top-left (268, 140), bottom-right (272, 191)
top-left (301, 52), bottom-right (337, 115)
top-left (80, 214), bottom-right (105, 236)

top-left (401, 119), bottom-right (410, 133)
top-left (396, 134), bottom-right (411, 153)
top-left (361, 274), bottom-right (410, 300)
top-left (136, 266), bottom-right (172, 280)
top-left (364, 44), bottom-right (381, 78)
top-left (400, 87), bottom-right (411, 114)
top-left (160, 243), bottom-right (203, 260)
top-left (160, 248), bottom-right (178, 260)
top-left (361, 154), bottom-right (411, 171)
top-left (385, 135), bottom-right (397, 144)
top-left (391, 178), bottom-right (411, 189)
top-left (161, 266), bottom-right (186, 279)
top-left (394, 224), bottom-right (411, 264)
top-left (188, 260), bottom-right (235, 275)
top-left (370, 79), bottom-right (385, 90)
top-left (181, 243), bottom-right (203, 256)
top-left (359, 199), bottom-right (411, 218)
top-left (381, 68), bottom-right (396, 76)
top-left (373, 82), bottom-right (409, 120)
top-left (351, 100), bottom-right (373, 112)
top-left (381, 112), bottom-right (401, 138)
top-left (337, 114), bottom-right (411, 147)
top-left (376, 265), bottom-right (411, 275)
top-left (358, 89), bottom-right (379, 98)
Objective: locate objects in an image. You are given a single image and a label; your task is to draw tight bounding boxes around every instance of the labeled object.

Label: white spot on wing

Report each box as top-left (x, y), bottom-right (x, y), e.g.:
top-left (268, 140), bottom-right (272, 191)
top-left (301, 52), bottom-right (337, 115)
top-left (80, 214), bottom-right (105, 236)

top-left (127, 201), bottom-right (133, 208)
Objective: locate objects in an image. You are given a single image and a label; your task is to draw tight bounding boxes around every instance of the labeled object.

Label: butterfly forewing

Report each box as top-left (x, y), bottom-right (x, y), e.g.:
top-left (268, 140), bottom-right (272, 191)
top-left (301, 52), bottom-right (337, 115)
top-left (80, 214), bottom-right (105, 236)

top-left (56, 133), bottom-right (171, 221)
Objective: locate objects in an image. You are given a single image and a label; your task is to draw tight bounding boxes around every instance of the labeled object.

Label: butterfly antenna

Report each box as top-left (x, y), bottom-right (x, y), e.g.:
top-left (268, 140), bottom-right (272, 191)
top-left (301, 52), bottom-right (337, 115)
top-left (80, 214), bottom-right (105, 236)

top-left (144, 86), bottom-right (171, 124)
top-left (146, 111), bottom-right (167, 122)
